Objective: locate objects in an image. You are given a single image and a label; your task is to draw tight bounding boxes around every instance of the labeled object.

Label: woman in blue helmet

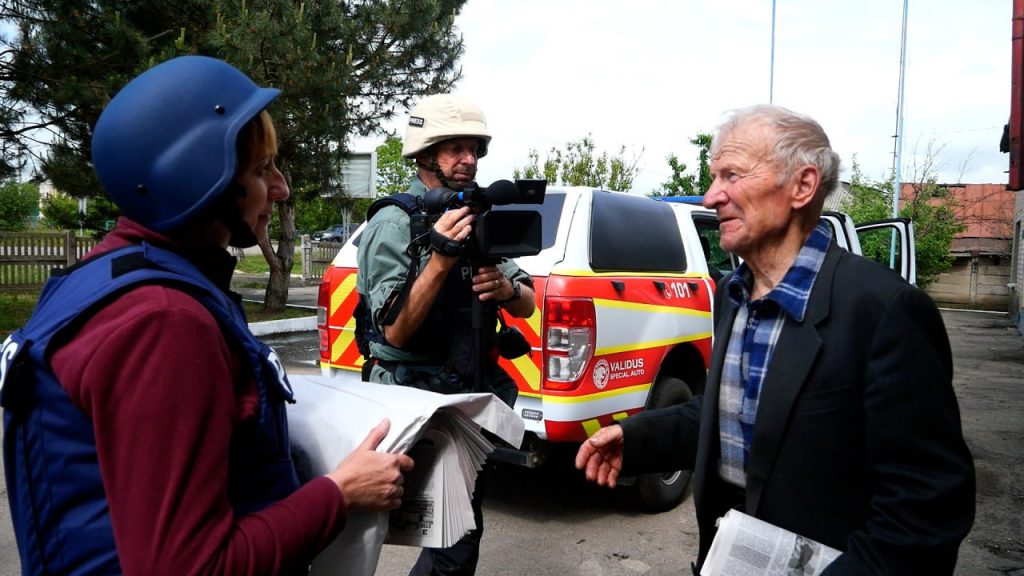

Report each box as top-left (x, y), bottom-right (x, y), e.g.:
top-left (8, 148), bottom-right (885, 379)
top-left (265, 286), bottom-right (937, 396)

top-left (3, 56), bottom-right (413, 575)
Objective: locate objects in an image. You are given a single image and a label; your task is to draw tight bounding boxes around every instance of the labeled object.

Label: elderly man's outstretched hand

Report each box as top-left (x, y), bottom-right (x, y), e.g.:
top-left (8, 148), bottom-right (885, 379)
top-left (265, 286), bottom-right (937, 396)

top-left (575, 424), bottom-right (624, 489)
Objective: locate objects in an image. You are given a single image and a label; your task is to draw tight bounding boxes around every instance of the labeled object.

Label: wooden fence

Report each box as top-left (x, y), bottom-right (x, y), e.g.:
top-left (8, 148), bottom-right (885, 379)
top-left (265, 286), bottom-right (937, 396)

top-left (302, 239), bottom-right (344, 281)
top-left (0, 231), bottom-right (99, 292)
top-left (1, 232), bottom-right (342, 291)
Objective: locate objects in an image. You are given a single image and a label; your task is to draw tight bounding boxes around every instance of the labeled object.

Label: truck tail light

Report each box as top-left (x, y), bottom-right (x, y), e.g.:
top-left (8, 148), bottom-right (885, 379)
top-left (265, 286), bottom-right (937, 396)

top-left (543, 297), bottom-right (595, 391)
top-left (317, 267), bottom-right (333, 359)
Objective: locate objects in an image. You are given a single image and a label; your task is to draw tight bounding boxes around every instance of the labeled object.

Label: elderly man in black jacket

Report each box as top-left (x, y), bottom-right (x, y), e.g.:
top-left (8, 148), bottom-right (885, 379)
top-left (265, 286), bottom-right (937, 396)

top-left (576, 104), bottom-right (975, 575)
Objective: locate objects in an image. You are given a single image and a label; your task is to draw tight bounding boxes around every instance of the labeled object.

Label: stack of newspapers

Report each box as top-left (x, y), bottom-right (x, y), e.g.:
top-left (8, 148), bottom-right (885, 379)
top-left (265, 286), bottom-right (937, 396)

top-left (384, 409), bottom-right (494, 548)
top-left (286, 376), bottom-right (525, 576)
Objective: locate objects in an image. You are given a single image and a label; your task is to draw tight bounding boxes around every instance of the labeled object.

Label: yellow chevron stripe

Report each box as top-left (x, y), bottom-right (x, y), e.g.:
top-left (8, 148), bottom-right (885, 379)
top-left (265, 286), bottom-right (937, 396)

top-left (331, 328), bottom-right (356, 364)
top-left (525, 307), bottom-right (541, 337)
top-left (510, 353), bottom-right (541, 392)
top-left (541, 383), bottom-right (652, 404)
top-left (596, 331), bottom-right (712, 356)
top-left (500, 308), bottom-right (541, 338)
top-left (582, 419), bottom-right (601, 437)
top-left (330, 272), bottom-right (357, 316)
top-left (593, 297), bottom-right (712, 317)
top-left (612, 412), bottom-right (629, 421)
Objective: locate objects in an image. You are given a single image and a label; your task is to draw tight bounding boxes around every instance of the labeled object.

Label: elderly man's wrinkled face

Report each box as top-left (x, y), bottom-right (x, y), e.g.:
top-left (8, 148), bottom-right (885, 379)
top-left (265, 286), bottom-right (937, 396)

top-left (702, 123), bottom-right (793, 259)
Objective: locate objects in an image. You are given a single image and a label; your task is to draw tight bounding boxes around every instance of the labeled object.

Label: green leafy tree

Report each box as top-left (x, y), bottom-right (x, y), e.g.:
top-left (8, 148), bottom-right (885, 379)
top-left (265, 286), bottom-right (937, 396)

top-left (1, 0), bottom-right (467, 309)
top-left (375, 135), bottom-right (415, 197)
top-left (841, 159), bottom-right (963, 288)
top-left (514, 135), bottom-right (639, 191)
top-left (513, 149), bottom-right (558, 183)
top-left (651, 133), bottom-right (712, 197)
top-left (0, 179), bottom-right (40, 229)
top-left (293, 196), bottom-right (341, 236)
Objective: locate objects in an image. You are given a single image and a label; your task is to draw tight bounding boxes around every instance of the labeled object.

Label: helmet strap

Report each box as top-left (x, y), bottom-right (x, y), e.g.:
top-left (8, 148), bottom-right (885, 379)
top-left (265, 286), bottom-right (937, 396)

top-left (434, 166), bottom-right (453, 189)
top-left (199, 186), bottom-right (259, 248)
top-left (418, 146), bottom-right (475, 191)
top-left (416, 149), bottom-right (453, 189)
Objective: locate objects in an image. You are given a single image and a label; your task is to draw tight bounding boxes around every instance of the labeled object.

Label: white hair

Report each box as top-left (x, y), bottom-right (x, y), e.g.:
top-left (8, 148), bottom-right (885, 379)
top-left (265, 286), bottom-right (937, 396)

top-left (712, 104), bottom-right (841, 198)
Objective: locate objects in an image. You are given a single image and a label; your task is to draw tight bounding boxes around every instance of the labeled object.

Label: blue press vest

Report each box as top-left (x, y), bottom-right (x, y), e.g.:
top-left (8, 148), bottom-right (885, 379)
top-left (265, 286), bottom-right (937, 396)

top-left (0, 242), bottom-right (300, 575)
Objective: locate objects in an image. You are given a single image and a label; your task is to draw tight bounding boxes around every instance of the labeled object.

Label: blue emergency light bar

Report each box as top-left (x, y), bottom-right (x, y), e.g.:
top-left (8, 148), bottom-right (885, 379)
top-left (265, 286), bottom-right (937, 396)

top-left (655, 195), bottom-right (704, 205)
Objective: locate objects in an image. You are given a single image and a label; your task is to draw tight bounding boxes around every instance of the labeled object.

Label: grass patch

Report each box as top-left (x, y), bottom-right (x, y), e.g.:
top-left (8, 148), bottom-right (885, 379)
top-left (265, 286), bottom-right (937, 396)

top-left (235, 256), bottom-right (271, 274)
top-left (0, 292), bottom-right (312, 340)
top-left (0, 293), bottom-right (39, 339)
top-left (234, 251), bottom-right (304, 275)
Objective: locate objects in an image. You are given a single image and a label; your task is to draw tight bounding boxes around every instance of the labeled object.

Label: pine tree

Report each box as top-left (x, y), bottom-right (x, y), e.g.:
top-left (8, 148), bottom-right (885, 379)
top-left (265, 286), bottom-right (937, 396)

top-left (1, 0), bottom-right (468, 309)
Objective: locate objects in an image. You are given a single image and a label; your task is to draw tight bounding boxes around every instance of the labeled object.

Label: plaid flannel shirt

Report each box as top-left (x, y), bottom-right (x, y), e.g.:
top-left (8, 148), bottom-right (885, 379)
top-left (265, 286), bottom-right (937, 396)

top-left (717, 222), bottom-right (832, 487)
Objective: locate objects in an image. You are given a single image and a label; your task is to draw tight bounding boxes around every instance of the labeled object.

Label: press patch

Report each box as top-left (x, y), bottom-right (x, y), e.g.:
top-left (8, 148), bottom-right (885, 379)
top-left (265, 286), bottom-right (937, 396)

top-left (409, 116), bottom-right (424, 127)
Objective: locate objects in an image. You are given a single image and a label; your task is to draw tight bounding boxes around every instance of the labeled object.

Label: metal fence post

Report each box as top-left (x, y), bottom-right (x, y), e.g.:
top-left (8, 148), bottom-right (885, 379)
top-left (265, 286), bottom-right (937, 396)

top-left (301, 234), bottom-right (312, 280)
top-left (65, 230), bottom-right (76, 267)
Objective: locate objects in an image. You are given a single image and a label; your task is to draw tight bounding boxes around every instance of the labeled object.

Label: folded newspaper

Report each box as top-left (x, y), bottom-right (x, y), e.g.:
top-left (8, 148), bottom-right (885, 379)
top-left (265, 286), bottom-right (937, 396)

top-left (701, 510), bottom-right (840, 576)
top-left (286, 375), bottom-right (525, 576)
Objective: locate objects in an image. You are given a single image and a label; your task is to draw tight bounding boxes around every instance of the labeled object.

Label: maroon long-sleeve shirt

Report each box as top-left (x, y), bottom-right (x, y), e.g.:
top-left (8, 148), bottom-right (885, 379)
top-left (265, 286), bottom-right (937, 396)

top-left (50, 218), bottom-right (346, 575)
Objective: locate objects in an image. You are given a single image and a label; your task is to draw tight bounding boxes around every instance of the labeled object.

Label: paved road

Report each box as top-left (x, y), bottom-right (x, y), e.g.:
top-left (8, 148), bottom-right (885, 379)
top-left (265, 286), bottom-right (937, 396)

top-left (942, 309), bottom-right (1024, 575)
top-left (1, 309), bottom-right (1021, 575)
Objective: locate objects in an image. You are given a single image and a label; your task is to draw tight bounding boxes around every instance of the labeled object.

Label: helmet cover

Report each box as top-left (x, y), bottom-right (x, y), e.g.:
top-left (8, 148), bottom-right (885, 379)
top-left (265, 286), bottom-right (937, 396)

top-left (401, 93), bottom-right (491, 159)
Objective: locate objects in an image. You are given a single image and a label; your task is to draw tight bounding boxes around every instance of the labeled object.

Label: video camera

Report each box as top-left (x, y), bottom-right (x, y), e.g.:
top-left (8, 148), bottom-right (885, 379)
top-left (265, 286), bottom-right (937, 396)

top-left (422, 178), bottom-right (546, 260)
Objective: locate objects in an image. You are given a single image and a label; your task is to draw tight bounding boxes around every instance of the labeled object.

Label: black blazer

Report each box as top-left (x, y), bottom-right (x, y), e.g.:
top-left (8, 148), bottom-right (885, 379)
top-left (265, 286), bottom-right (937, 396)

top-left (621, 242), bottom-right (975, 575)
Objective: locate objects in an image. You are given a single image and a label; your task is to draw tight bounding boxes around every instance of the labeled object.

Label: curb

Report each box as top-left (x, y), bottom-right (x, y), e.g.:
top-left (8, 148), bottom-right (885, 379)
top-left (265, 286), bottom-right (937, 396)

top-left (232, 273), bottom-right (322, 288)
top-left (248, 316), bottom-right (318, 336)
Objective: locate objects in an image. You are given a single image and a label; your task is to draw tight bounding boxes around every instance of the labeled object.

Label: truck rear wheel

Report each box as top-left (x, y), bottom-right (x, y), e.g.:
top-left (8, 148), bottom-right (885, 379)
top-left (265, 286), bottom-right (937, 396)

top-left (631, 376), bottom-right (694, 513)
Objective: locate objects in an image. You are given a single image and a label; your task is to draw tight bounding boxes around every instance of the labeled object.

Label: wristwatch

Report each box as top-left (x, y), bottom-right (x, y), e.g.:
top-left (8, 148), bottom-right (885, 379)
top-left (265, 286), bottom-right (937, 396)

top-left (498, 279), bottom-right (522, 305)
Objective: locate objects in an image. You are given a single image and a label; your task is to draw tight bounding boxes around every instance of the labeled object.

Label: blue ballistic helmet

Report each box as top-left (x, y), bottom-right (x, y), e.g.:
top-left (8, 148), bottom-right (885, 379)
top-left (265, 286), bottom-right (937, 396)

top-left (91, 55), bottom-right (280, 232)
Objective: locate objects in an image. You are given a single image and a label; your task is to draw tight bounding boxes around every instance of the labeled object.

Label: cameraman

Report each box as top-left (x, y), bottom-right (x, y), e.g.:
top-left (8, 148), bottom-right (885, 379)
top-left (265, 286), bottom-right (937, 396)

top-left (355, 93), bottom-right (535, 576)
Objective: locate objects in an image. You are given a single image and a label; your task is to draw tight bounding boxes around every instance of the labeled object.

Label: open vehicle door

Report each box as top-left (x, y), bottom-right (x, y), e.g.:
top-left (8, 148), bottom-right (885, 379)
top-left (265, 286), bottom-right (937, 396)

top-left (821, 211), bottom-right (863, 254)
top-left (821, 211), bottom-right (916, 284)
top-left (855, 218), bottom-right (917, 285)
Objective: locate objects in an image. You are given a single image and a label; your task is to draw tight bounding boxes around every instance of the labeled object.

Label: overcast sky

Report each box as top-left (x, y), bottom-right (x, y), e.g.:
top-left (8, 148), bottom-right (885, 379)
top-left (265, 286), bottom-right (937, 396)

top-left (360, 0), bottom-right (1011, 194)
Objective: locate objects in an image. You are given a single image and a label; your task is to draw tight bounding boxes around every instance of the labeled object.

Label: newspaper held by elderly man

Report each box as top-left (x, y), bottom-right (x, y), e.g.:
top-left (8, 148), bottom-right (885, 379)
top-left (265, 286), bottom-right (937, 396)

top-left (286, 376), bottom-right (525, 576)
top-left (701, 509), bottom-right (840, 576)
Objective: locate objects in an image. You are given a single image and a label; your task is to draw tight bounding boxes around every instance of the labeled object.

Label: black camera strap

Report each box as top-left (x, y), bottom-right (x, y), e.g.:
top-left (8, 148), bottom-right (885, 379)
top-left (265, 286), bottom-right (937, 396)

top-left (380, 242), bottom-right (422, 328)
top-left (429, 228), bottom-right (462, 257)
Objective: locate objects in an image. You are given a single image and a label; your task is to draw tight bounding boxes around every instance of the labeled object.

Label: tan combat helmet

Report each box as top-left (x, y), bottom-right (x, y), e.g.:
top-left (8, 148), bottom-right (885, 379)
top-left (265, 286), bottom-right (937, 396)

top-left (401, 94), bottom-right (491, 159)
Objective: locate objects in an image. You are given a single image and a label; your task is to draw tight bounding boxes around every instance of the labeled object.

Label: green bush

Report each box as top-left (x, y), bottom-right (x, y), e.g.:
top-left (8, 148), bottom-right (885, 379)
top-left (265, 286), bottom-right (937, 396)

top-left (0, 180), bottom-right (41, 230)
top-left (41, 191), bottom-right (119, 236)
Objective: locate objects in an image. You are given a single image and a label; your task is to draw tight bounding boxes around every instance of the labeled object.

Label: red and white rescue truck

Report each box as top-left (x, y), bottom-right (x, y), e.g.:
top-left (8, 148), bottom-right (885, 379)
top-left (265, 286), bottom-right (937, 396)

top-left (316, 187), bottom-right (915, 512)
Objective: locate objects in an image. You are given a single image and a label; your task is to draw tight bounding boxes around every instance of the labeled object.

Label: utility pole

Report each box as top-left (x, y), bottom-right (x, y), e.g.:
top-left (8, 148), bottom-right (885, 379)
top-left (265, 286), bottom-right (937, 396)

top-left (770, 0), bottom-right (777, 103)
top-left (890, 0), bottom-right (910, 266)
